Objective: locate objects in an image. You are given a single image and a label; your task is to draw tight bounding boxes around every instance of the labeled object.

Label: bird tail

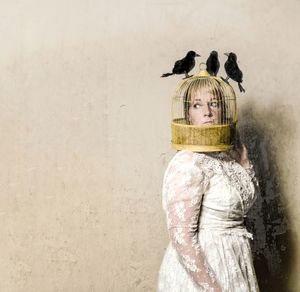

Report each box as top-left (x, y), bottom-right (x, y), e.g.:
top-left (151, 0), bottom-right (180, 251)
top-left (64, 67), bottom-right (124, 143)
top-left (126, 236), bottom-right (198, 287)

top-left (238, 83), bottom-right (246, 93)
top-left (161, 73), bottom-right (174, 78)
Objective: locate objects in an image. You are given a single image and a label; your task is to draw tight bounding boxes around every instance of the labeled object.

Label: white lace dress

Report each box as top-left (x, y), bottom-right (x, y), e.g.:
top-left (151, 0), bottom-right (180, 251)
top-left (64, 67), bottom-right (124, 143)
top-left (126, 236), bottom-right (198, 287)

top-left (157, 150), bottom-right (260, 292)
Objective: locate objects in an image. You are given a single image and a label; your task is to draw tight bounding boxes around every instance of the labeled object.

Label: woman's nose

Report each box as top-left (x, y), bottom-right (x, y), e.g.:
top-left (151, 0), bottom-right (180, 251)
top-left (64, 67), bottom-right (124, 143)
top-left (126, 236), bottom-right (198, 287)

top-left (204, 104), bottom-right (213, 117)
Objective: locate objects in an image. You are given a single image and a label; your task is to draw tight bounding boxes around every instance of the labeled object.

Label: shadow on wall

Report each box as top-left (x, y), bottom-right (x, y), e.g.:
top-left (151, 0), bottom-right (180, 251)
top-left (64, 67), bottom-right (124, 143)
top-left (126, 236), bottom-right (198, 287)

top-left (239, 105), bottom-right (294, 292)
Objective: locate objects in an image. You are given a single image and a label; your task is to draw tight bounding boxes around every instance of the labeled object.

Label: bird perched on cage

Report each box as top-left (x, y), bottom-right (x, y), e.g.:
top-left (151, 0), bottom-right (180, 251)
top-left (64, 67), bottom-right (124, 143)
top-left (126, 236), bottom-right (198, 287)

top-left (206, 50), bottom-right (220, 76)
top-left (221, 52), bottom-right (245, 93)
top-left (161, 51), bottom-right (200, 79)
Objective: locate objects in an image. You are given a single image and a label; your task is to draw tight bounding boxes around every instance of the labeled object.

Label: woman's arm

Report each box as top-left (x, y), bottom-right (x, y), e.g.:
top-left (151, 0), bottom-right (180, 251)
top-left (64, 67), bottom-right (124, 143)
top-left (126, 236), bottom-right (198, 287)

top-left (164, 151), bottom-right (222, 292)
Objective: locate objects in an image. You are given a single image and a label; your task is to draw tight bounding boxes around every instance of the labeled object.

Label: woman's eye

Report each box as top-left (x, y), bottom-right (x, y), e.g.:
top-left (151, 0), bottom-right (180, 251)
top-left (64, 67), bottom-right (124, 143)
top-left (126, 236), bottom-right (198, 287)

top-left (210, 101), bottom-right (219, 107)
top-left (193, 103), bottom-right (202, 109)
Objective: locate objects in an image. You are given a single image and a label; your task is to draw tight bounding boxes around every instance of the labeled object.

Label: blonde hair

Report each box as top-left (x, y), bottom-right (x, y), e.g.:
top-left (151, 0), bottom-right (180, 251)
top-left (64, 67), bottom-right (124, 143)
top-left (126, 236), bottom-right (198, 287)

top-left (183, 78), bottom-right (229, 125)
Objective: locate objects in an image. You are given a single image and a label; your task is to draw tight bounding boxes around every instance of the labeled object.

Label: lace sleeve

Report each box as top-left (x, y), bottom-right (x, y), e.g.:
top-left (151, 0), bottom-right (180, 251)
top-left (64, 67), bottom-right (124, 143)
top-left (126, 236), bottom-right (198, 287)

top-left (163, 151), bottom-right (221, 292)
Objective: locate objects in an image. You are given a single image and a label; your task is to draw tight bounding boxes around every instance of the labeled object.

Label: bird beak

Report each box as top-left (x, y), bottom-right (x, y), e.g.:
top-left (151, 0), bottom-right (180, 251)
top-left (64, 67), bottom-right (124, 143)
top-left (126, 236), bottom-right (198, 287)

top-left (196, 53), bottom-right (200, 57)
top-left (224, 53), bottom-right (229, 57)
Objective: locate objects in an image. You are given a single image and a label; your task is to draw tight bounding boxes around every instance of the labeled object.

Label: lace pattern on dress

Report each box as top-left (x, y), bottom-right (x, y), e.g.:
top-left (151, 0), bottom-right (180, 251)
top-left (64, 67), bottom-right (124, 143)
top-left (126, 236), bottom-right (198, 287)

top-left (163, 151), bottom-right (221, 291)
top-left (198, 152), bottom-right (257, 213)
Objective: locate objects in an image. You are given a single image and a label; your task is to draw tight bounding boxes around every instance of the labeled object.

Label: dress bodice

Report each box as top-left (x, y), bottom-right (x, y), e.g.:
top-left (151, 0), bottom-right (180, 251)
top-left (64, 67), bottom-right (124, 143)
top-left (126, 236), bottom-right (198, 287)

top-left (162, 151), bottom-right (258, 229)
top-left (195, 152), bottom-right (257, 230)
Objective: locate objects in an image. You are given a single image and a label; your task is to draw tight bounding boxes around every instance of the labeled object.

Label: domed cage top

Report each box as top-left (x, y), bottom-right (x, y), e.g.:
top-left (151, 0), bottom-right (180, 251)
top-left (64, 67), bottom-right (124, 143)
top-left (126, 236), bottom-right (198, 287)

top-left (171, 68), bottom-right (237, 152)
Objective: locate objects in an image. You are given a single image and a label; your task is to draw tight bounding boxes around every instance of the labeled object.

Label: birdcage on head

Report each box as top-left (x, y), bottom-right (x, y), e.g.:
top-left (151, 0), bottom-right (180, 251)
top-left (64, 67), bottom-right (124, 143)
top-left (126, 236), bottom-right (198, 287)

top-left (171, 64), bottom-right (237, 152)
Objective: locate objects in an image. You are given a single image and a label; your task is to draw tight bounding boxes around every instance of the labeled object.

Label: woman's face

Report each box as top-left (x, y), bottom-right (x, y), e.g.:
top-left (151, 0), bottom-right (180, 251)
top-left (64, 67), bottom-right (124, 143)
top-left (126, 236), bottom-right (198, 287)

top-left (188, 89), bottom-right (221, 125)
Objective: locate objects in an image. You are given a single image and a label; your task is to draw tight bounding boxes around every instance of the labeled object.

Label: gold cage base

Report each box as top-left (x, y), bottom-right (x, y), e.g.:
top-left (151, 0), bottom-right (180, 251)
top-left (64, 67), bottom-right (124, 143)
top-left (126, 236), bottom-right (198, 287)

top-left (171, 121), bottom-right (236, 153)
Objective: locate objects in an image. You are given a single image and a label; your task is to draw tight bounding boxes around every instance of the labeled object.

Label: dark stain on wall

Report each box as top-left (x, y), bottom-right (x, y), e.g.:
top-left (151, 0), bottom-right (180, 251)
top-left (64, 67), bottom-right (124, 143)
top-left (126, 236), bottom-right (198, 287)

top-left (239, 105), bottom-right (295, 292)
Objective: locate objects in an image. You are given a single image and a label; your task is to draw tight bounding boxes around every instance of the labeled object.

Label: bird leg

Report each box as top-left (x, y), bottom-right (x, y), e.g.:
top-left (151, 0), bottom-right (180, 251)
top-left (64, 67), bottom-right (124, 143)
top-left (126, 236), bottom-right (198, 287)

top-left (221, 76), bottom-right (230, 84)
top-left (238, 83), bottom-right (246, 93)
top-left (183, 73), bottom-right (193, 79)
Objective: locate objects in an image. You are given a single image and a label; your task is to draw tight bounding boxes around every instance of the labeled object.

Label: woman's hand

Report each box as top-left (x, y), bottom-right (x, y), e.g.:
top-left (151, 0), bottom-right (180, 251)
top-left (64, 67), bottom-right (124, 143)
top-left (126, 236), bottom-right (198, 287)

top-left (229, 130), bottom-right (252, 169)
top-left (235, 143), bottom-right (251, 169)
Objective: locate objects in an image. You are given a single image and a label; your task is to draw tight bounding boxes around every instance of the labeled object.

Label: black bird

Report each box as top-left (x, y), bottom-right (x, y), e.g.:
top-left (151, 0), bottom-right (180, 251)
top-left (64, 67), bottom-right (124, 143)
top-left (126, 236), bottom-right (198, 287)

top-left (161, 51), bottom-right (200, 79)
top-left (206, 50), bottom-right (220, 76)
top-left (222, 52), bottom-right (245, 93)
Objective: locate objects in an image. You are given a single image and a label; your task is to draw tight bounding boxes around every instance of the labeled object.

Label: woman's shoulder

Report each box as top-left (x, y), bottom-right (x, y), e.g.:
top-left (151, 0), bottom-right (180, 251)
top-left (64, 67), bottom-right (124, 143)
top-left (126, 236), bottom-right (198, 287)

top-left (165, 150), bottom-right (227, 179)
top-left (165, 150), bottom-right (209, 176)
top-left (170, 150), bottom-right (206, 165)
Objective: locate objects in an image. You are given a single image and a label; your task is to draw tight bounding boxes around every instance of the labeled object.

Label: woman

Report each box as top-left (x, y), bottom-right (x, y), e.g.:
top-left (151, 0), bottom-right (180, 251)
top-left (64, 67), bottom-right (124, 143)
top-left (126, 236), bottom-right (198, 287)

top-left (157, 82), bottom-right (260, 291)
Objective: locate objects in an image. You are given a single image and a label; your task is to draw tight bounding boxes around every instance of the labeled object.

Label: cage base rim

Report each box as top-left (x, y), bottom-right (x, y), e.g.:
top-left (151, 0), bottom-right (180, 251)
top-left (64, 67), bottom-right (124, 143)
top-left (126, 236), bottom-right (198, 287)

top-left (171, 143), bottom-right (233, 152)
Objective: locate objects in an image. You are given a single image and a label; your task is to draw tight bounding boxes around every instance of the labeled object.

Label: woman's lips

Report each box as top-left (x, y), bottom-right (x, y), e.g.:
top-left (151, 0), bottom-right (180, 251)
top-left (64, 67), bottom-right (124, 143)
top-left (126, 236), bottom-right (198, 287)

top-left (204, 121), bottom-right (214, 124)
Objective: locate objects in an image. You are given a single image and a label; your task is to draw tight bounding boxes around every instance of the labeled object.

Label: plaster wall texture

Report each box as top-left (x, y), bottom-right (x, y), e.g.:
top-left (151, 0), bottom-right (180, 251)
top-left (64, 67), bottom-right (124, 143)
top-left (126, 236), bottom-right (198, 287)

top-left (0, 0), bottom-right (300, 291)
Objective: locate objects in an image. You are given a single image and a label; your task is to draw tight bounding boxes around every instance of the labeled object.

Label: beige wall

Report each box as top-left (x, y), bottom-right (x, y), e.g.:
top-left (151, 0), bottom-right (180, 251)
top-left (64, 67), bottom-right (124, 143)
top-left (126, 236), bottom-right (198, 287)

top-left (1, 0), bottom-right (300, 291)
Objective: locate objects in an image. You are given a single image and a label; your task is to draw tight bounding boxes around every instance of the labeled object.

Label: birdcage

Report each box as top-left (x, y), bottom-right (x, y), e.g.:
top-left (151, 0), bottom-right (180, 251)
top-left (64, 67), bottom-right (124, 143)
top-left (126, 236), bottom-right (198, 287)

top-left (171, 65), bottom-right (237, 152)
